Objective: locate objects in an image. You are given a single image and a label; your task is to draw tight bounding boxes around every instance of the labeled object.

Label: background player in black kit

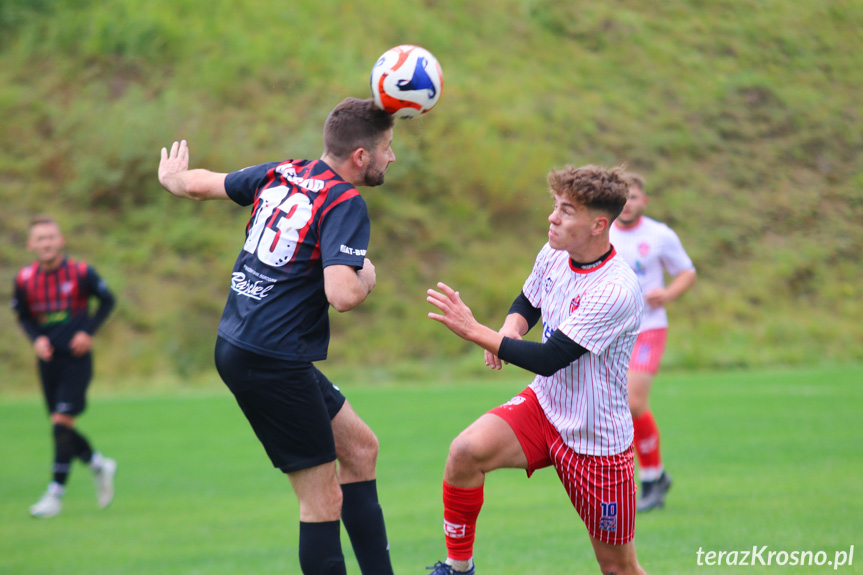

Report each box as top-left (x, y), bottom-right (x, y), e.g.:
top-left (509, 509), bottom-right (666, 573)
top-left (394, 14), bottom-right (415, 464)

top-left (158, 97), bottom-right (396, 575)
top-left (11, 215), bottom-right (117, 518)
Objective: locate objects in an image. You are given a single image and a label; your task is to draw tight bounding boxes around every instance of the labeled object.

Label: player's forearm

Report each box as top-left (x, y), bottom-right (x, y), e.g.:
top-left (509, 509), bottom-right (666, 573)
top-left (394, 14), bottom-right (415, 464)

top-left (86, 291), bottom-right (115, 335)
top-left (160, 169), bottom-right (228, 201)
top-left (326, 270), bottom-right (374, 312)
top-left (464, 322), bottom-right (505, 356)
top-left (330, 285), bottom-right (370, 312)
top-left (500, 313), bottom-right (530, 338)
top-left (357, 265), bottom-right (376, 295)
top-left (498, 330), bottom-right (588, 377)
top-left (665, 269), bottom-right (697, 301)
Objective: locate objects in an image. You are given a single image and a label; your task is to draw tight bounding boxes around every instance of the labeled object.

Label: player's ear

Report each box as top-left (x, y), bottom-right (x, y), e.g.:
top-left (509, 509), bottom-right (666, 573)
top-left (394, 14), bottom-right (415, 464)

top-left (26, 228), bottom-right (38, 252)
top-left (592, 214), bottom-right (610, 236)
top-left (351, 147), bottom-right (367, 168)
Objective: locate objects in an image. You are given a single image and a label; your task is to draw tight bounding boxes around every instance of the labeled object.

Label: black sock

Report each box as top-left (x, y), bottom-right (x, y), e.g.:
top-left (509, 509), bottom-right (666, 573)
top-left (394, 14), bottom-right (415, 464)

top-left (52, 423), bottom-right (76, 485)
top-left (70, 427), bottom-right (94, 464)
top-left (298, 520), bottom-right (346, 575)
top-left (340, 480), bottom-right (394, 575)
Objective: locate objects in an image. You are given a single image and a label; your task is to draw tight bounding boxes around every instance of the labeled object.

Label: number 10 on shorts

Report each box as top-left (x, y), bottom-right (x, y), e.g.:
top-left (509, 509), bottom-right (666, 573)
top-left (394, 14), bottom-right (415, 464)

top-left (600, 502), bottom-right (618, 532)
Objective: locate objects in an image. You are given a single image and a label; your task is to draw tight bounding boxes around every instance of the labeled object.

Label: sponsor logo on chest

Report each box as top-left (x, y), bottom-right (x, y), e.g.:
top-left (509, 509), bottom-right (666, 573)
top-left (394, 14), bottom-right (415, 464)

top-left (230, 272), bottom-right (275, 300)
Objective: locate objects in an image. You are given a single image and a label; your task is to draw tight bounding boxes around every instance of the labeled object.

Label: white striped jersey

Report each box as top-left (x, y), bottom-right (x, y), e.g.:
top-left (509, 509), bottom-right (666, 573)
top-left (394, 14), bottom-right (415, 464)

top-left (523, 243), bottom-right (643, 456)
top-left (610, 216), bottom-right (695, 332)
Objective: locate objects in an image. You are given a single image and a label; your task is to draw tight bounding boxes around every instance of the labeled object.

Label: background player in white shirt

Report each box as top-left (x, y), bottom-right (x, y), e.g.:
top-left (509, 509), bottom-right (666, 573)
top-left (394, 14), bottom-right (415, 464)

top-left (609, 173), bottom-right (696, 512)
top-left (425, 165), bottom-right (647, 575)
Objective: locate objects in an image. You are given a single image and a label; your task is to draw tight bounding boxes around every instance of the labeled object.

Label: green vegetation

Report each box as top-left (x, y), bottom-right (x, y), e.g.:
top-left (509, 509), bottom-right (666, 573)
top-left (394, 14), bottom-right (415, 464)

top-left (1, 0), bottom-right (861, 387)
top-left (1, 365), bottom-right (861, 573)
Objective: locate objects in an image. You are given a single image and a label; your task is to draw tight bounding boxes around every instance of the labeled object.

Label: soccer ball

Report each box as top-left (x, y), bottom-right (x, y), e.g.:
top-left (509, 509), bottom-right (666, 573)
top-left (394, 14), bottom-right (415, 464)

top-left (370, 45), bottom-right (444, 119)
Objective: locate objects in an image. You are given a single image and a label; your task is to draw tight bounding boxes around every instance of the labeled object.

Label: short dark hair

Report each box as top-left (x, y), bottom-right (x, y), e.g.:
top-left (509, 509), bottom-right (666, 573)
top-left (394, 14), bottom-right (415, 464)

top-left (323, 98), bottom-right (395, 160)
top-left (625, 171), bottom-right (646, 193)
top-left (547, 164), bottom-right (629, 220)
top-left (30, 214), bottom-right (59, 228)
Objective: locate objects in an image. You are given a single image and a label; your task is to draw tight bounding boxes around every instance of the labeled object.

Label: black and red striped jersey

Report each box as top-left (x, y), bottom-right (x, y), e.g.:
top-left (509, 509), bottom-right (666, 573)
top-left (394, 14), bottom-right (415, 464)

top-left (11, 257), bottom-right (115, 354)
top-left (218, 158), bottom-right (369, 361)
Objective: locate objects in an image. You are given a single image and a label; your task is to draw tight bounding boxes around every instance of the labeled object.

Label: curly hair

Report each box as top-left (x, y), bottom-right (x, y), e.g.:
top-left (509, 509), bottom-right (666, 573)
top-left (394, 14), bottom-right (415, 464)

top-left (547, 164), bottom-right (629, 220)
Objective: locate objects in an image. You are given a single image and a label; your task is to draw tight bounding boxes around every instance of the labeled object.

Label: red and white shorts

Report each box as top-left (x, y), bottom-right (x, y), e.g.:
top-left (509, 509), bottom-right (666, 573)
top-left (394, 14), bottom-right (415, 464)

top-left (628, 328), bottom-right (668, 375)
top-left (489, 388), bottom-right (636, 545)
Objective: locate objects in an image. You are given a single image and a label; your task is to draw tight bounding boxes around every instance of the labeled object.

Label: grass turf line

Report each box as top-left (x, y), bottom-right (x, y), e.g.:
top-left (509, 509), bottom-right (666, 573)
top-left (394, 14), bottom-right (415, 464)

top-left (0, 364), bottom-right (861, 574)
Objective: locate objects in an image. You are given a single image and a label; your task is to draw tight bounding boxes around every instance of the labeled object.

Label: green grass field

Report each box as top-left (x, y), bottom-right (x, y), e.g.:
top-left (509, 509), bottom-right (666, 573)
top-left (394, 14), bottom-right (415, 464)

top-left (1, 364), bottom-right (861, 574)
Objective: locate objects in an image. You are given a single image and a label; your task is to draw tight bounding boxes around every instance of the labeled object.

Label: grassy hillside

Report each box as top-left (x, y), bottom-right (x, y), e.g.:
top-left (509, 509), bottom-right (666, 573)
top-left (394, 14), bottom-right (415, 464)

top-left (1, 0), bottom-right (861, 388)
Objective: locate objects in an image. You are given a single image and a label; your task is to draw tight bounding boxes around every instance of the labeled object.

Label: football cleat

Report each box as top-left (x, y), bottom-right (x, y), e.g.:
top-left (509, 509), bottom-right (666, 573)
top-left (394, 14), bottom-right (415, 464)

top-left (30, 490), bottom-right (63, 518)
top-left (636, 471), bottom-right (672, 512)
top-left (93, 456), bottom-right (117, 509)
top-left (426, 560), bottom-right (475, 574)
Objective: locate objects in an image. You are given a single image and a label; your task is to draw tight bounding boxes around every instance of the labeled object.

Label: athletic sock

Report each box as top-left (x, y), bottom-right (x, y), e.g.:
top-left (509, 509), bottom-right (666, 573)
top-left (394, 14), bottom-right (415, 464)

top-left (70, 428), bottom-right (94, 464)
top-left (89, 451), bottom-right (105, 471)
top-left (298, 520), bottom-right (347, 575)
top-left (340, 479), bottom-right (393, 575)
top-left (633, 410), bottom-right (663, 481)
top-left (442, 481), bottom-right (484, 562)
top-left (52, 423), bottom-right (76, 486)
top-left (446, 558), bottom-right (475, 572)
top-left (47, 481), bottom-right (65, 497)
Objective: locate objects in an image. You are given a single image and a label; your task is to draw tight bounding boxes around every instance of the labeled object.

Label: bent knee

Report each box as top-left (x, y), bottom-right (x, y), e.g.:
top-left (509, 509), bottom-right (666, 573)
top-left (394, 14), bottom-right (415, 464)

top-left (447, 434), bottom-right (485, 468)
top-left (337, 432), bottom-right (380, 481)
top-left (352, 431), bottom-right (380, 464)
top-left (597, 559), bottom-right (633, 575)
top-left (51, 413), bottom-right (76, 427)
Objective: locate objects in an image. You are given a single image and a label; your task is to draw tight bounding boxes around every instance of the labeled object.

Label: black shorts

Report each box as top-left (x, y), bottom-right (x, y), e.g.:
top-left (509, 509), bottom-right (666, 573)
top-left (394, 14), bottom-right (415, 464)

top-left (214, 336), bottom-right (346, 473)
top-left (38, 353), bottom-right (93, 416)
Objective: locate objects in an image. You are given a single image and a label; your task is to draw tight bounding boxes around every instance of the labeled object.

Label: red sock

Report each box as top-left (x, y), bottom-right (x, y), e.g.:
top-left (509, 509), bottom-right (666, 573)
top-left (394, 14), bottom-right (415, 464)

top-left (633, 410), bottom-right (662, 477)
top-left (442, 481), bottom-right (484, 561)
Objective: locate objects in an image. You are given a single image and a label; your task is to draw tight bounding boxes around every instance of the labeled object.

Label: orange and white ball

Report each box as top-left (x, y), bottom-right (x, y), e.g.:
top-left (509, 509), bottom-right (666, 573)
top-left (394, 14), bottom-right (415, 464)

top-left (370, 45), bottom-right (443, 119)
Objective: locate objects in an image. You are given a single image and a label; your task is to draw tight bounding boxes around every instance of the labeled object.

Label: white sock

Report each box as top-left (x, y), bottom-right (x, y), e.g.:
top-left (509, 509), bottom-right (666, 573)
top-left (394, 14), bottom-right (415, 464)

top-left (48, 482), bottom-right (65, 497)
top-left (446, 558), bottom-right (474, 572)
top-left (640, 465), bottom-right (664, 482)
top-left (89, 452), bottom-right (105, 471)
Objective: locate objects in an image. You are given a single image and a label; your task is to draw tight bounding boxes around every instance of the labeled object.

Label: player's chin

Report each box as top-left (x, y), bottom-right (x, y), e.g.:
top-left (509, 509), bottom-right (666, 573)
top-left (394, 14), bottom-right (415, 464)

top-left (363, 174), bottom-right (386, 187)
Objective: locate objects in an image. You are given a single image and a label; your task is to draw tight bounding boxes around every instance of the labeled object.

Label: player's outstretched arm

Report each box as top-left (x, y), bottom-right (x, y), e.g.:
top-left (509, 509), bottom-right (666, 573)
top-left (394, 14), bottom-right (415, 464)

top-left (427, 282), bottom-right (504, 355)
top-left (158, 140), bottom-right (229, 201)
